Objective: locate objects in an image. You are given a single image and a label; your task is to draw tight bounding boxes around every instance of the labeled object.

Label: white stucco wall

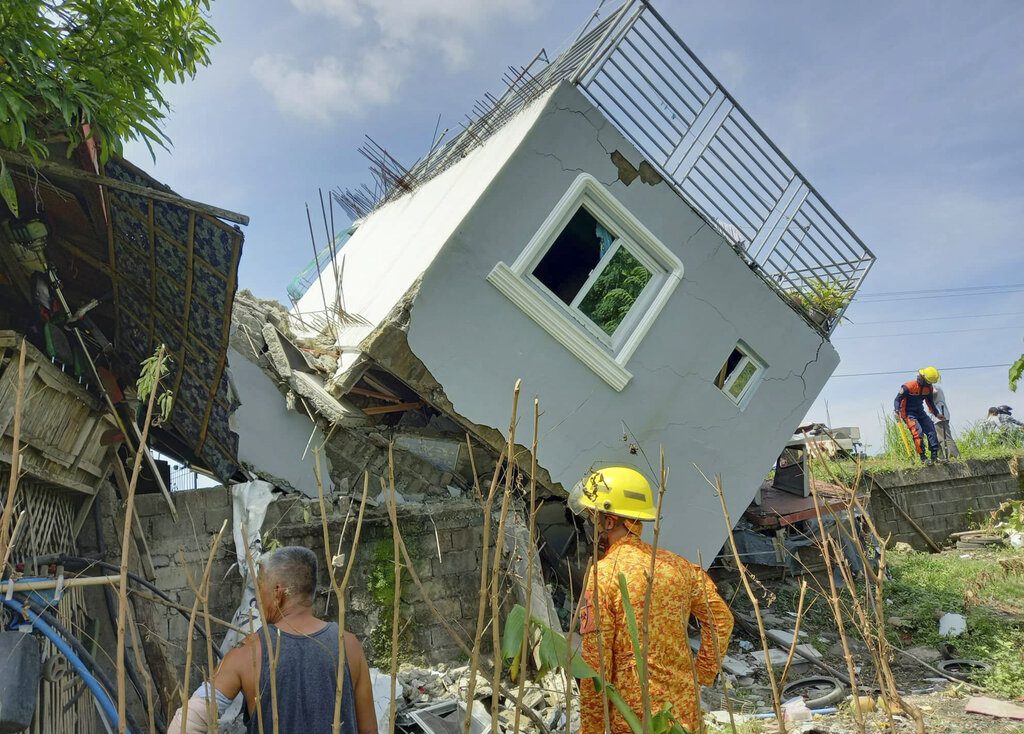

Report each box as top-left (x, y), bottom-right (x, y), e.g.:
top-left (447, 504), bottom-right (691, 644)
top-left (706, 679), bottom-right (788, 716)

top-left (228, 347), bottom-right (331, 497)
top-left (294, 93), bottom-right (552, 350)
top-left (403, 83), bottom-right (840, 564)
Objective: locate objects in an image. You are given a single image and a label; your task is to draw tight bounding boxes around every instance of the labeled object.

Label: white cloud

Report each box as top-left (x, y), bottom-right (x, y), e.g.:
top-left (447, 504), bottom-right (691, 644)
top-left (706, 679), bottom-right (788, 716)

top-left (251, 49), bottom-right (404, 123)
top-left (252, 0), bottom-right (538, 123)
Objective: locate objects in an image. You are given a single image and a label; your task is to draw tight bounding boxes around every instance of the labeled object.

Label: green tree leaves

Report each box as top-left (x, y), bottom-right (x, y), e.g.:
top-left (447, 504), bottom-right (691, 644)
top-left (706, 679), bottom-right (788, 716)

top-left (0, 1), bottom-right (219, 161)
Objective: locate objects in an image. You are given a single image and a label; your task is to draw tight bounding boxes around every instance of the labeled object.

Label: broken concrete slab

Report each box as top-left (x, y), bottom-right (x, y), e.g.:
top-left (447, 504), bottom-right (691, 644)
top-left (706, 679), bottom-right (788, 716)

top-left (262, 322), bottom-right (294, 378)
top-left (290, 370), bottom-right (369, 426)
top-left (721, 654), bottom-right (755, 678)
top-left (750, 648), bottom-right (791, 667)
top-left (769, 630), bottom-right (821, 660)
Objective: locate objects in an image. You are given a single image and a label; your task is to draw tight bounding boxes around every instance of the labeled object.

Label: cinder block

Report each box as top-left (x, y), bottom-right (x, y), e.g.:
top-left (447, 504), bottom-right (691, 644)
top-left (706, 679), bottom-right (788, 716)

top-left (432, 548), bottom-right (481, 577)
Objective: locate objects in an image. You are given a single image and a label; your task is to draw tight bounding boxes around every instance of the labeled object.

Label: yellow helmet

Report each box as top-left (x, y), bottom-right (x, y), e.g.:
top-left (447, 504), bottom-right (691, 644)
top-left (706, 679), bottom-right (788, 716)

top-left (568, 466), bottom-right (657, 521)
top-left (918, 366), bottom-right (941, 384)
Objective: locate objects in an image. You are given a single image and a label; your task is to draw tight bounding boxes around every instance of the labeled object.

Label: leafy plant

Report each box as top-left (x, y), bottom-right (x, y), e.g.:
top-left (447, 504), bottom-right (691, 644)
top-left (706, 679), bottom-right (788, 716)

top-left (785, 279), bottom-right (853, 321)
top-left (1011, 352), bottom-right (1023, 392)
top-left (136, 345), bottom-right (174, 423)
top-left (579, 247), bottom-right (652, 336)
top-left (0, 0), bottom-right (220, 162)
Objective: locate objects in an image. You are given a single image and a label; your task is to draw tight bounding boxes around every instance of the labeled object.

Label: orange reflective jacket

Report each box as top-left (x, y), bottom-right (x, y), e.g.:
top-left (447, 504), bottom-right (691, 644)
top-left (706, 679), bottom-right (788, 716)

top-left (579, 533), bottom-right (734, 734)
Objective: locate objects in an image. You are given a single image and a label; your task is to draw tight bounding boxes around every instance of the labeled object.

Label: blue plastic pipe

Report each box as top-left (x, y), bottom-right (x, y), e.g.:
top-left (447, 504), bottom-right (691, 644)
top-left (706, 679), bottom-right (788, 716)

top-left (1, 596), bottom-right (132, 734)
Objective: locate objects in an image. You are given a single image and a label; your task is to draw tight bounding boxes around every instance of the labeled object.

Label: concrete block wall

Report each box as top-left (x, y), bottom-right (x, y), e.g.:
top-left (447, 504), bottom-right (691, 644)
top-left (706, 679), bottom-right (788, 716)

top-left (867, 457), bottom-right (1024, 550)
top-left (85, 485), bottom-right (498, 691)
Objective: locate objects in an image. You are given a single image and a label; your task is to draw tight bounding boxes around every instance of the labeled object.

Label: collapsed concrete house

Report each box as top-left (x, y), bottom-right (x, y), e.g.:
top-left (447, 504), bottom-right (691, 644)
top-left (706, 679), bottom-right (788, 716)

top-left (292, 0), bottom-right (875, 564)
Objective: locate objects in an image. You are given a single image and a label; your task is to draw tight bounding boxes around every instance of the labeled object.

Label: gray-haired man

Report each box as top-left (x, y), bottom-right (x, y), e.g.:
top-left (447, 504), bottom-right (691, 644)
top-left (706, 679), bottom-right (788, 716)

top-left (169, 546), bottom-right (377, 734)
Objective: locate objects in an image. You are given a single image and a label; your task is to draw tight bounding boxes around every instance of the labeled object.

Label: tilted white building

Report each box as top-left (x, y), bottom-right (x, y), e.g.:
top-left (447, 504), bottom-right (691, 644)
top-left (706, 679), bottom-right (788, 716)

top-left (293, 1), bottom-right (874, 563)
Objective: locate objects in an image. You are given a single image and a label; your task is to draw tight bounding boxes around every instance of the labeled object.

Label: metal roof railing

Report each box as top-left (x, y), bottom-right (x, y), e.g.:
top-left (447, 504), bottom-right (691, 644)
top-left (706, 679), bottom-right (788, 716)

top-left (344, 0), bottom-right (874, 336)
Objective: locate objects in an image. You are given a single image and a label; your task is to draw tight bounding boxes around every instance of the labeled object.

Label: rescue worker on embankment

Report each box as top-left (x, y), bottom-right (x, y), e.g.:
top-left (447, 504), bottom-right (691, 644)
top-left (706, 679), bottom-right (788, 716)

top-left (570, 467), bottom-right (734, 734)
top-left (894, 366), bottom-right (945, 465)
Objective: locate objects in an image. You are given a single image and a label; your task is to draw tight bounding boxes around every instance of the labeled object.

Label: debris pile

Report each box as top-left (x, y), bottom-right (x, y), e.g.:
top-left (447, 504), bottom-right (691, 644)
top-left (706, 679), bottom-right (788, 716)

top-left (388, 664), bottom-right (579, 734)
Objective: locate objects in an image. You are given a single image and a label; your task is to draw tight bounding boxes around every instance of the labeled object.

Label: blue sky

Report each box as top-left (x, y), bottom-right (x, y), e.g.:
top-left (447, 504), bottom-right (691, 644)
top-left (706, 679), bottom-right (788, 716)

top-left (124, 0), bottom-right (1024, 454)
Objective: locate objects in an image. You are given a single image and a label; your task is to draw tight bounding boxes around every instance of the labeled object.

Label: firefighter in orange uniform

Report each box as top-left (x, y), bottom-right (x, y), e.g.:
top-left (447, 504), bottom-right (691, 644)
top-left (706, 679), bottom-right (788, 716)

top-left (571, 467), bottom-right (734, 734)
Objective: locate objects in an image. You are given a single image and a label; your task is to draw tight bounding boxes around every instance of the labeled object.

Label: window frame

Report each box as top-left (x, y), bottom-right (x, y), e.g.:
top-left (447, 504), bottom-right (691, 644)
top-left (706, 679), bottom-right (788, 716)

top-left (716, 342), bottom-right (766, 409)
top-left (487, 174), bottom-right (683, 391)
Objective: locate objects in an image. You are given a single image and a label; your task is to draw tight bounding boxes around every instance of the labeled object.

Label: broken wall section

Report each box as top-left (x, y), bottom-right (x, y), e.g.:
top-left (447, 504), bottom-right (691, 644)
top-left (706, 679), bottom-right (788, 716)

top-left (229, 289), bottom-right (458, 501)
top-left (80, 485), bottom-right (506, 695)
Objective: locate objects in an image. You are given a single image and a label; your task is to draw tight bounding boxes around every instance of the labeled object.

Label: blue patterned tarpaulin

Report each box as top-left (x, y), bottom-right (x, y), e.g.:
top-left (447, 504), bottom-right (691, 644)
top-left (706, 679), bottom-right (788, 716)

top-left (103, 158), bottom-right (243, 482)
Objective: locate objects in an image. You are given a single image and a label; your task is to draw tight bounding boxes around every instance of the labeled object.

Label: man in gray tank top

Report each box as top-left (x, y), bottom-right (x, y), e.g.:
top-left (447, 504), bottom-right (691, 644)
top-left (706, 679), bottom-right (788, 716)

top-left (168, 546), bottom-right (378, 734)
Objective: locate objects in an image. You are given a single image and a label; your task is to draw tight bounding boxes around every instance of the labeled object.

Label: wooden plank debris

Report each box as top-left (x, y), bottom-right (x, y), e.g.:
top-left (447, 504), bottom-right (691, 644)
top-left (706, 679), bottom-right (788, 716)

top-left (965, 697), bottom-right (1024, 720)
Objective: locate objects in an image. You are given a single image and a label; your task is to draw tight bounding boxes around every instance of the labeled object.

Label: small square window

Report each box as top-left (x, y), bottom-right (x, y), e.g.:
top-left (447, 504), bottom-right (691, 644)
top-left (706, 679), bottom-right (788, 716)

top-left (486, 174), bottom-right (683, 391)
top-left (715, 343), bottom-right (765, 406)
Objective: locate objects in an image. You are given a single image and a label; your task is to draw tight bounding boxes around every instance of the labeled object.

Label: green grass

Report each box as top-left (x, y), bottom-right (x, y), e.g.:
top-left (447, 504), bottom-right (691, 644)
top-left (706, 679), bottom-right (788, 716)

top-left (809, 415), bottom-right (1023, 485)
top-left (886, 550), bottom-right (1024, 698)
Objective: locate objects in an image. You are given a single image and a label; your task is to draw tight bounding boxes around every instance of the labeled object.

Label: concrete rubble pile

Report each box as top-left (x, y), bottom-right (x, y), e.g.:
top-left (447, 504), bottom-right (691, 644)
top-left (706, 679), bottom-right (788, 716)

top-left (387, 664), bottom-right (579, 734)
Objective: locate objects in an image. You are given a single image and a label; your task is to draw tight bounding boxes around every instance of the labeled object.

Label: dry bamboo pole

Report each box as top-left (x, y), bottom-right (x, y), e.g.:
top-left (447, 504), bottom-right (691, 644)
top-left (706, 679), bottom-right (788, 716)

top-left (0, 338), bottom-right (27, 567)
top-left (777, 579), bottom-right (810, 689)
top-left (383, 468), bottom-right (552, 734)
top-left (462, 446), bottom-right (506, 734)
top-left (242, 520), bottom-right (281, 734)
top-left (199, 540), bottom-right (224, 731)
top-left (490, 380), bottom-right (522, 724)
top-left (0, 510), bottom-right (26, 579)
top-left (512, 399), bottom-right (540, 734)
top-left (466, 433), bottom-right (482, 502)
top-left (177, 519), bottom-right (228, 734)
top-left (808, 482), bottom-right (865, 734)
top-left (562, 559), bottom-right (589, 733)
top-left (316, 458), bottom-right (370, 734)
top-left (830, 536), bottom-right (899, 733)
top-left (588, 487), bottom-right (611, 734)
top-left (704, 470), bottom-right (785, 731)
top-left (639, 449), bottom-right (668, 734)
top-left (843, 495), bottom-right (926, 733)
top-left (0, 573), bottom-right (122, 592)
top-left (128, 588), bottom-right (246, 634)
top-left (117, 344), bottom-right (165, 734)
top-left (385, 448), bottom-right (404, 734)
top-left (696, 549), bottom-right (738, 734)
top-left (126, 603), bottom-right (159, 734)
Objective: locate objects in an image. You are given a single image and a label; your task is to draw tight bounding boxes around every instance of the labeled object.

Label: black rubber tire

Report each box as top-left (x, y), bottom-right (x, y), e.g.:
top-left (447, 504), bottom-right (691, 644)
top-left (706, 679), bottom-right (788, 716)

top-left (936, 658), bottom-right (991, 681)
top-left (781, 675), bottom-right (848, 709)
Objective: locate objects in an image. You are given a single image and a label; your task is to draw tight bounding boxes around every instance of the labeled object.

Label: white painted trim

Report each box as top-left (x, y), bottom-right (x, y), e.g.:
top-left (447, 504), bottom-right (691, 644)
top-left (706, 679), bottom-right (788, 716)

top-left (719, 341), bottom-right (767, 410)
top-left (488, 263), bottom-right (632, 391)
top-left (490, 174), bottom-right (683, 391)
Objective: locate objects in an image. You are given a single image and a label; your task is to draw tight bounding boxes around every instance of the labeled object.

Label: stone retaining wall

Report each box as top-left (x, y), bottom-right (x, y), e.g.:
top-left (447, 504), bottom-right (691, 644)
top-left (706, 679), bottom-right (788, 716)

top-left (867, 457), bottom-right (1023, 550)
top-left (82, 485), bottom-right (501, 696)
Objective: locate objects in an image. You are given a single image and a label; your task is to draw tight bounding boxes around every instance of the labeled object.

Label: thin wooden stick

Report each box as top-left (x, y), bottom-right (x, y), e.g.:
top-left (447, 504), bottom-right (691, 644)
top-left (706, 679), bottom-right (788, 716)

top-left (0, 338), bottom-right (27, 567)
top-left (639, 449), bottom-right (668, 733)
top-left (243, 520), bottom-right (281, 734)
top-left (808, 482), bottom-right (865, 733)
top-left (117, 344), bottom-right (165, 734)
top-left (177, 519), bottom-right (228, 734)
top-left (463, 447), bottom-right (506, 734)
top-left (589, 491), bottom-right (611, 734)
top-left (697, 549), bottom-right (738, 734)
top-left (512, 399), bottom-right (540, 733)
top-left (126, 603), bottom-right (158, 734)
top-left (317, 458), bottom-right (370, 734)
top-left (778, 579), bottom-right (809, 689)
top-left (490, 380), bottom-right (521, 723)
top-left (386, 446), bottom-right (403, 734)
top-left (1, 509), bottom-right (26, 575)
top-left (703, 470), bottom-right (785, 731)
